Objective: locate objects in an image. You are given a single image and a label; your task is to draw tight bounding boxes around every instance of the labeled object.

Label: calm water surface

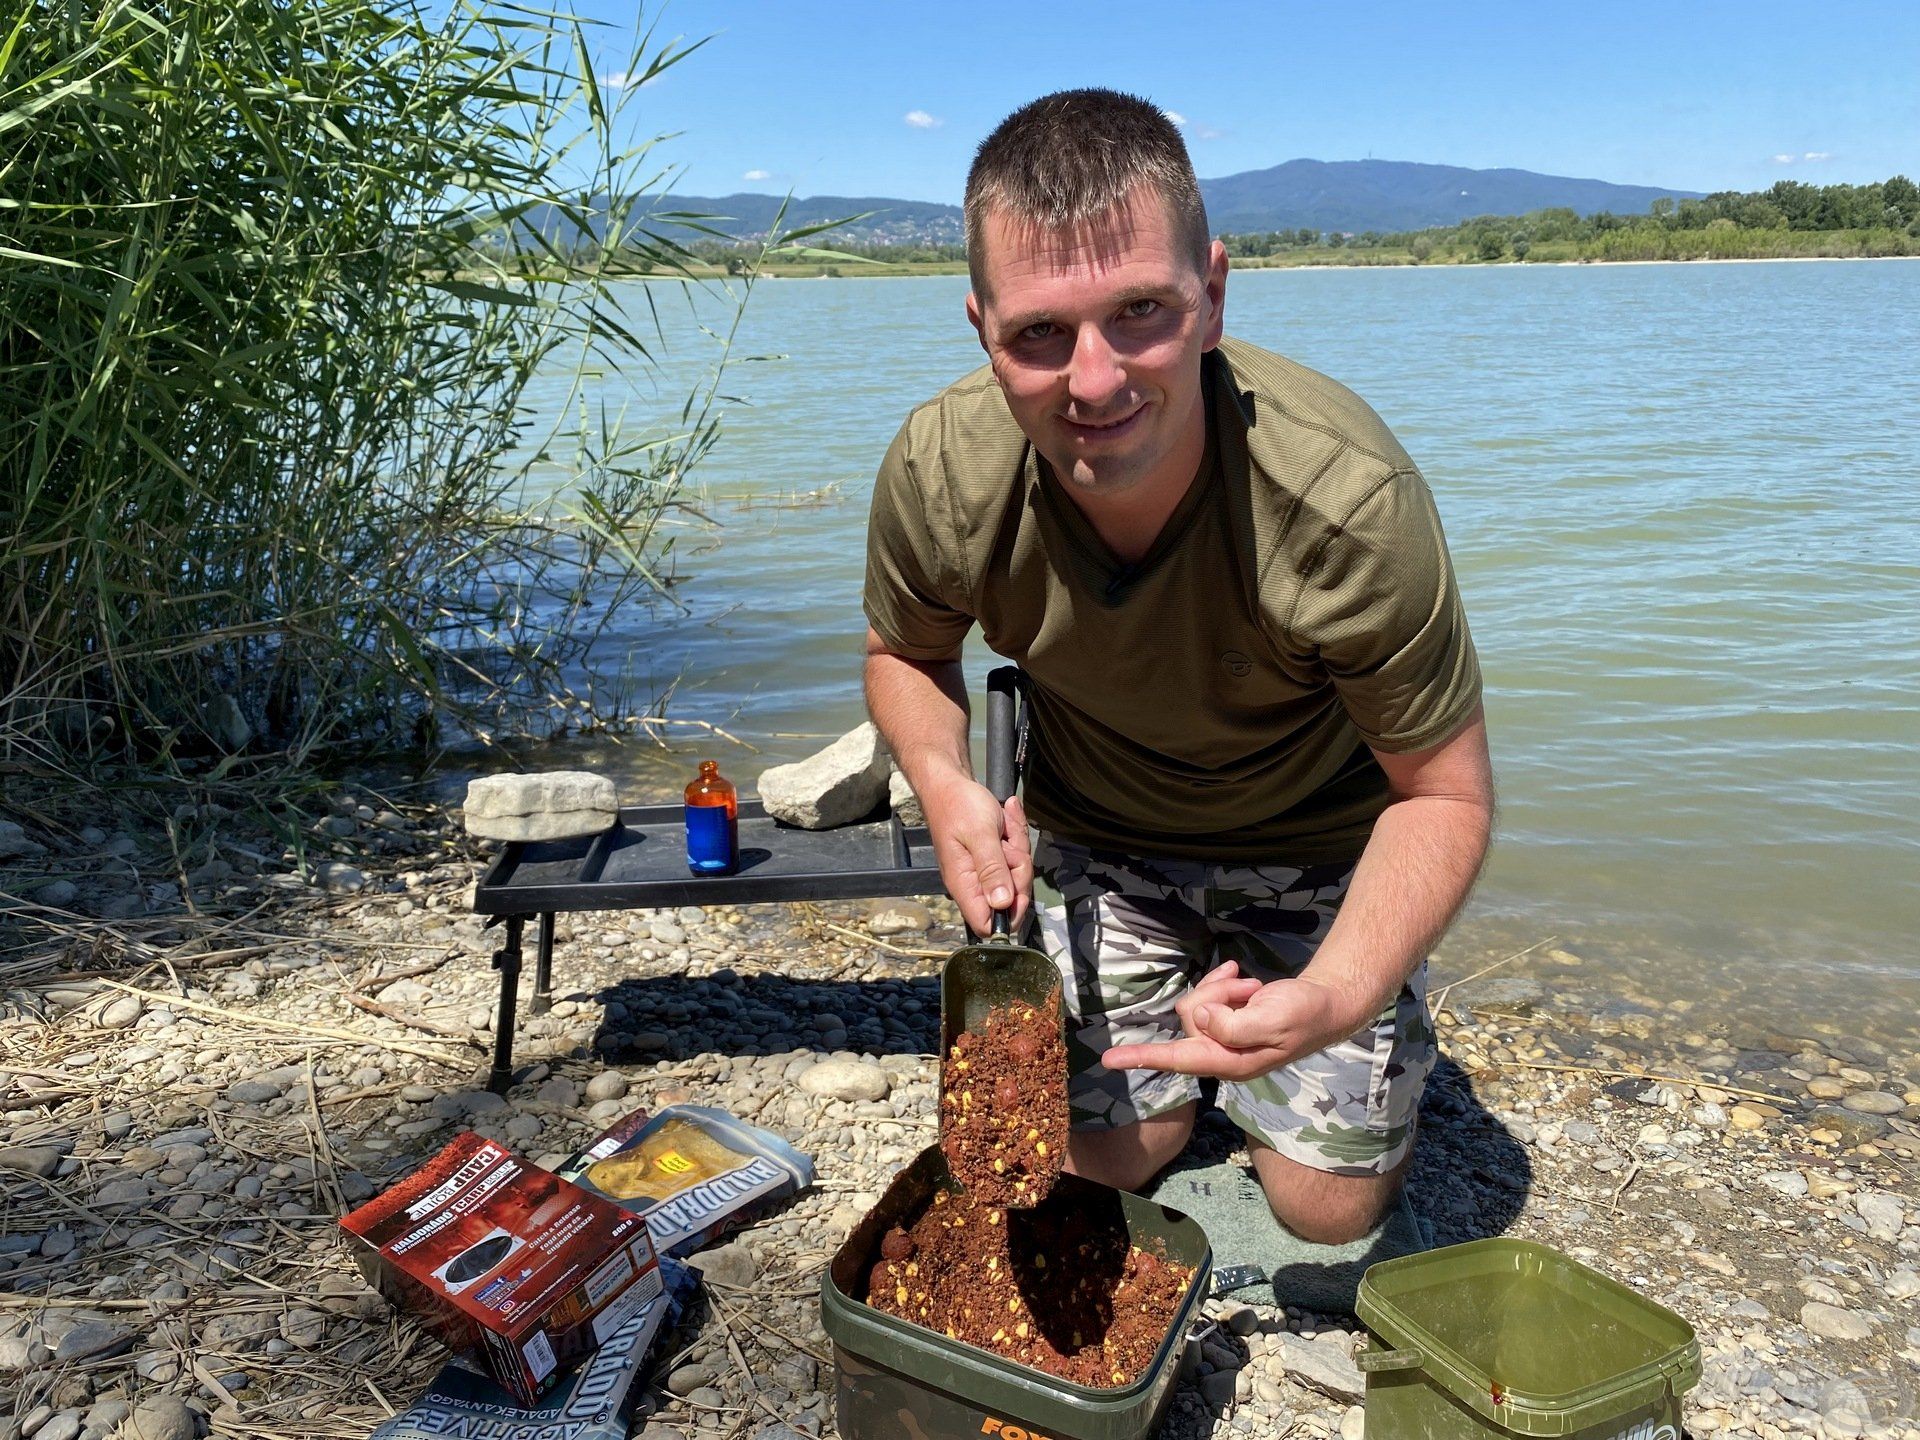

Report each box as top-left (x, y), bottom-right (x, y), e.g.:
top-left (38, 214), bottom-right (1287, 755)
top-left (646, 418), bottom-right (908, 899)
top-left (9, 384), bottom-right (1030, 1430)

top-left (514, 261), bottom-right (1920, 1039)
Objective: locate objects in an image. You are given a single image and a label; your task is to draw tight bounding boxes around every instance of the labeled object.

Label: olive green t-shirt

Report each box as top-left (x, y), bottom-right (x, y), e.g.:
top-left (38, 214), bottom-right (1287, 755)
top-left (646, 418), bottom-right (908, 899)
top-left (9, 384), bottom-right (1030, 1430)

top-left (863, 336), bottom-right (1481, 863)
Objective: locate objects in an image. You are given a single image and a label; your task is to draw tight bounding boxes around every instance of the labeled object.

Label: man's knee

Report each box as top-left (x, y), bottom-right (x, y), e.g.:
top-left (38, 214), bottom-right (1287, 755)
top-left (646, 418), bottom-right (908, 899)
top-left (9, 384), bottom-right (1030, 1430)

top-left (1262, 1178), bottom-right (1398, 1245)
top-left (1250, 1144), bottom-right (1407, 1245)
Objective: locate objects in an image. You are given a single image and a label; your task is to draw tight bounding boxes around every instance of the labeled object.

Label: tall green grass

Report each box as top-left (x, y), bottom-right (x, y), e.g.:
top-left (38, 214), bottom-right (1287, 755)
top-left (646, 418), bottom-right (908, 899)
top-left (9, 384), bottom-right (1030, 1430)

top-left (1, 0), bottom-right (788, 773)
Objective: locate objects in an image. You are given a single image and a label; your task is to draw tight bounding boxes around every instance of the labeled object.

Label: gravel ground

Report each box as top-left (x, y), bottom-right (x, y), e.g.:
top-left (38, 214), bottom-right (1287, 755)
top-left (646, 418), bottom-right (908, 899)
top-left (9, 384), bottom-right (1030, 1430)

top-left (2, 791), bottom-right (1917, 1440)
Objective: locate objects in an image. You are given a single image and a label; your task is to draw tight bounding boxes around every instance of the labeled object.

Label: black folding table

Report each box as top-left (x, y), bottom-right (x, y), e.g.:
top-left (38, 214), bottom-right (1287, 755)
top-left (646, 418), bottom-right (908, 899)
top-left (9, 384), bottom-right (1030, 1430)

top-left (468, 801), bottom-right (946, 1091)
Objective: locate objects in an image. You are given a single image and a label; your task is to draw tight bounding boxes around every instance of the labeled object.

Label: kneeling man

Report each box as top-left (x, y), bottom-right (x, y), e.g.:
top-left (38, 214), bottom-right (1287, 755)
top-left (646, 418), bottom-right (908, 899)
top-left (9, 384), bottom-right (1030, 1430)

top-left (864, 89), bottom-right (1493, 1242)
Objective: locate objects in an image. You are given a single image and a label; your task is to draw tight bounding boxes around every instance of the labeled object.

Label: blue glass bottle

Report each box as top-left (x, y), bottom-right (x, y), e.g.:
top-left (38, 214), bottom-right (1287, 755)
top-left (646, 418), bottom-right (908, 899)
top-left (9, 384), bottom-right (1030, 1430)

top-left (684, 760), bottom-right (738, 875)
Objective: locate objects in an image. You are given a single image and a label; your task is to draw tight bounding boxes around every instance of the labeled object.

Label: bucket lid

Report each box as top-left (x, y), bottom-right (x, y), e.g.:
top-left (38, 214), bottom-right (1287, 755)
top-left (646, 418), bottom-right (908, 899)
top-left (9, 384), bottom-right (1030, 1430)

top-left (1357, 1239), bottom-right (1700, 1437)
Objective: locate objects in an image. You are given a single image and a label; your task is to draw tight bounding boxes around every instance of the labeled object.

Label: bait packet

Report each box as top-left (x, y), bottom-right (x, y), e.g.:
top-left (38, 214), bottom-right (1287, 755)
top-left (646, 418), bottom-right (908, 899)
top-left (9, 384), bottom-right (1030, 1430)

top-left (558, 1105), bottom-right (813, 1257)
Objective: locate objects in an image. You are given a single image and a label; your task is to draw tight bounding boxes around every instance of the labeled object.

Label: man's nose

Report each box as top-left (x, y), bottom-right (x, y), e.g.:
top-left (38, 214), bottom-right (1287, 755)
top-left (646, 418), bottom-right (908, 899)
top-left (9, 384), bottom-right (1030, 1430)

top-left (1065, 324), bottom-right (1126, 409)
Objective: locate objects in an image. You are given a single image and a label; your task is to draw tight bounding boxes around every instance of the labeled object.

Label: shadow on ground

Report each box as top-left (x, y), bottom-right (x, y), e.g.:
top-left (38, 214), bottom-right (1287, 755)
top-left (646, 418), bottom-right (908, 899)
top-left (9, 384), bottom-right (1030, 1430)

top-left (1410, 1056), bottom-right (1533, 1246)
top-left (1141, 1058), bottom-right (1530, 1316)
top-left (587, 969), bottom-right (942, 1063)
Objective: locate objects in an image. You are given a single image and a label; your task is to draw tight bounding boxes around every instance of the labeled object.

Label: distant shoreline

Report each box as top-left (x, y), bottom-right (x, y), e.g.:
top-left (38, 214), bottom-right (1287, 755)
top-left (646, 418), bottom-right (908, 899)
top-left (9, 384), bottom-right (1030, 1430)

top-left (746, 252), bottom-right (1920, 280)
top-left (471, 250), bottom-right (1920, 287)
top-left (1542, 253), bottom-right (1920, 268)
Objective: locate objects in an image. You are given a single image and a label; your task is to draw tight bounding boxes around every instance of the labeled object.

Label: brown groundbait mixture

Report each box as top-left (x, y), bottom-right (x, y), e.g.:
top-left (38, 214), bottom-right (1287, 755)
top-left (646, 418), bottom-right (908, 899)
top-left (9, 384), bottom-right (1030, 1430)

top-left (938, 988), bottom-right (1069, 1208)
top-left (864, 989), bottom-right (1193, 1387)
top-left (863, 1184), bottom-right (1193, 1387)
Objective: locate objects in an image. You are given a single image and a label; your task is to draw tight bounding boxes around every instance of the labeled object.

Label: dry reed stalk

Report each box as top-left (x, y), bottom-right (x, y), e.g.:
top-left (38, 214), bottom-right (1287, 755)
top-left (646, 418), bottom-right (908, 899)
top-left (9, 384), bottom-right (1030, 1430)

top-left (816, 921), bottom-right (946, 959)
top-left (1479, 1056), bottom-right (1796, 1106)
top-left (1430, 934), bottom-right (1560, 1015)
top-left (342, 994), bottom-right (485, 1048)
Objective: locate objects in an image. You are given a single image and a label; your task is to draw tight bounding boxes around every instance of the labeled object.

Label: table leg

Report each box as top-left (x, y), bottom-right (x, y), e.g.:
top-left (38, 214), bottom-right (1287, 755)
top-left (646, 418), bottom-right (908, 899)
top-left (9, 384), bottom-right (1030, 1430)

top-left (532, 911), bottom-right (555, 1016)
top-left (487, 914), bottom-right (525, 1094)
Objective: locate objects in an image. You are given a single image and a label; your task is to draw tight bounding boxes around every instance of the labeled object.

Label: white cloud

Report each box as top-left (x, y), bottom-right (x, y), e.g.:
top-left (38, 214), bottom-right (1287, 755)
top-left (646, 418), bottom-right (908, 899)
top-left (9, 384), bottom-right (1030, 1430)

top-left (598, 68), bottom-right (662, 90)
top-left (742, 169), bottom-right (772, 181)
top-left (1771, 153), bottom-right (1798, 165)
top-left (1162, 109), bottom-right (1222, 139)
top-left (903, 109), bottom-right (943, 129)
top-left (1803, 151), bottom-right (1832, 162)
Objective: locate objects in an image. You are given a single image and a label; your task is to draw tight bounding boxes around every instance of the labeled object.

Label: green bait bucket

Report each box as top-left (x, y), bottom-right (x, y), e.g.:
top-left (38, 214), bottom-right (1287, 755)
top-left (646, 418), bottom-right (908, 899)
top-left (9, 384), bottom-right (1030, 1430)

top-left (1356, 1238), bottom-right (1700, 1440)
top-left (821, 1146), bottom-right (1212, 1440)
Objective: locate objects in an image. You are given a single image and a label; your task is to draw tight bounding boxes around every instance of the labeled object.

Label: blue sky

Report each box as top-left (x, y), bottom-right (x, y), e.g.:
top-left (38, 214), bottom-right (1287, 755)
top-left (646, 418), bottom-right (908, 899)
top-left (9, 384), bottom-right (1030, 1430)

top-left (575, 0), bottom-right (1918, 202)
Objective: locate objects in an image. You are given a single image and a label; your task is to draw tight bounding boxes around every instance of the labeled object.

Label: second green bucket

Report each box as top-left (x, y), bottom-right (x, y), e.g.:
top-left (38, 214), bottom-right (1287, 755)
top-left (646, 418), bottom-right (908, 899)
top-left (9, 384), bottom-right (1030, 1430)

top-left (1355, 1237), bottom-right (1700, 1440)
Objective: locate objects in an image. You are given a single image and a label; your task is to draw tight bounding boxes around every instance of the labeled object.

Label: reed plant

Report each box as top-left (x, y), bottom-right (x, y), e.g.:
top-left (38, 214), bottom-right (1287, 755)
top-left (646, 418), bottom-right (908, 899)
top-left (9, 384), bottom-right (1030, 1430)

top-left (1, 0), bottom-right (797, 775)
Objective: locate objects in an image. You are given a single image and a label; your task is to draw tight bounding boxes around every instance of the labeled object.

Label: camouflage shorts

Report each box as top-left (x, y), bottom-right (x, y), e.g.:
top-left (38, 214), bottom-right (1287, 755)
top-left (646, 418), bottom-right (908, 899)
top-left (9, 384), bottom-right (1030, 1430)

top-left (1031, 834), bottom-right (1436, 1177)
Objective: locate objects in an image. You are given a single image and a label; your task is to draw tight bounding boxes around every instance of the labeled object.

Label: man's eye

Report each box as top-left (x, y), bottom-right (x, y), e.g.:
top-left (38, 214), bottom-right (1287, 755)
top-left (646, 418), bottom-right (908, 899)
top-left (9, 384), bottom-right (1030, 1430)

top-left (1020, 322), bottom-right (1057, 341)
top-left (1124, 299), bottom-right (1159, 319)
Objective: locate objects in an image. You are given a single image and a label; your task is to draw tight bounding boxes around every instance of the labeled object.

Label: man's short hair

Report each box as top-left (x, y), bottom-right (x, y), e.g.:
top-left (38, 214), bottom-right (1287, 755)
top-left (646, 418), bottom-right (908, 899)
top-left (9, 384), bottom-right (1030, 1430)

top-left (963, 88), bottom-right (1211, 296)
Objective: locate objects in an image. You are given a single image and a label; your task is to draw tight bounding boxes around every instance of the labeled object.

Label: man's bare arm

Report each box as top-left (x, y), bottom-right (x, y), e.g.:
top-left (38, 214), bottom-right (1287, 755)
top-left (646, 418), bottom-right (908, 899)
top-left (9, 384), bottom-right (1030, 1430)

top-left (1104, 708), bottom-right (1493, 1079)
top-left (1298, 707), bottom-right (1494, 1019)
top-left (863, 628), bottom-right (1032, 934)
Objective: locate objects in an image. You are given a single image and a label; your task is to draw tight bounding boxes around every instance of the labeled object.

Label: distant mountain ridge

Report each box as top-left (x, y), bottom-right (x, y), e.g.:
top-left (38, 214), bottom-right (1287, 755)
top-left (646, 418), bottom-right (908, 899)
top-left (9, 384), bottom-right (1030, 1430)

top-left (620, 159), bottom-right (1699, 243)
top-left (1202, 158), bottom-right (1699, 233)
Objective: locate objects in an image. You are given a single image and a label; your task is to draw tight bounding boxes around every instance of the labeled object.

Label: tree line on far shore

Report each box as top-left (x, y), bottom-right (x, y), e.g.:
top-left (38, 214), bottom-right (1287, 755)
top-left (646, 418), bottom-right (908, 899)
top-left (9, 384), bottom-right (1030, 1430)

top-left (1222, 176), bottom-right (1920, 264)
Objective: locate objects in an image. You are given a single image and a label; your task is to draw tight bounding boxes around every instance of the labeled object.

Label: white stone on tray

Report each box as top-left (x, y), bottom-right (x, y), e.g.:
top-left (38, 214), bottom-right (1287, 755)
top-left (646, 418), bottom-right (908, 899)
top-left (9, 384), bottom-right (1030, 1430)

top-left (463, 772), bottom-right (617, 840)
top-left (466, 809), bottom-right (613, 842)
top-left (465, 770), bottom-right (616, 819)
top-left (757, 724), bottom-right (890, 829)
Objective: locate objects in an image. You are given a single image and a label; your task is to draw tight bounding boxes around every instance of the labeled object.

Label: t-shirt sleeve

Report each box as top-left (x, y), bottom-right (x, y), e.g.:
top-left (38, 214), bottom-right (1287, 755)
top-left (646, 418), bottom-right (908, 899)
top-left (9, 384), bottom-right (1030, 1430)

top-left (1289, 471), bottom-right (1482, 753)
top-left (863, 417), bottom-right (975, 660)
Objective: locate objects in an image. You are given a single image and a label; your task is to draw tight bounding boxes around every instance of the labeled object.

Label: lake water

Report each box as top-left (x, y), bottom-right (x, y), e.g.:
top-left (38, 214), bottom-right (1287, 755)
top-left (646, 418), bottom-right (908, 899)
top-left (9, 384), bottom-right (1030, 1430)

top-left (516, 260), bottom-right (1920, 1041)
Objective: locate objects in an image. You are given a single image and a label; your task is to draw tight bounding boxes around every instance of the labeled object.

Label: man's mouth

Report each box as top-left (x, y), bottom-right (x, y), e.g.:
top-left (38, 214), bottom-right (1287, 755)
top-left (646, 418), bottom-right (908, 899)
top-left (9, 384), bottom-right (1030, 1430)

top-left (1061, 405), bottom-right (1145, 441)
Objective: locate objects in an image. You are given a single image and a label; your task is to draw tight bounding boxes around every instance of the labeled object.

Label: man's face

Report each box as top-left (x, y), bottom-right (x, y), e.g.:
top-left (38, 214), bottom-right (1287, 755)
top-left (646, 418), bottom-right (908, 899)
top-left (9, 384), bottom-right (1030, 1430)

top-left (967, 186), bottom-right (1227, 498)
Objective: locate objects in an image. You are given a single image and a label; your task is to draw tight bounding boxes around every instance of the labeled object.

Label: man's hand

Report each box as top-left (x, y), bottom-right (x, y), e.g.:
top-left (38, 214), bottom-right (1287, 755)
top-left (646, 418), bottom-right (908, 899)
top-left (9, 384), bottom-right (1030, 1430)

top-left (1101, 960), bottom-right (1371, 1082)
top-left (864, 638), bottom-right (1034, 936)
top-left (921, 769), bottom-right (1032, 935)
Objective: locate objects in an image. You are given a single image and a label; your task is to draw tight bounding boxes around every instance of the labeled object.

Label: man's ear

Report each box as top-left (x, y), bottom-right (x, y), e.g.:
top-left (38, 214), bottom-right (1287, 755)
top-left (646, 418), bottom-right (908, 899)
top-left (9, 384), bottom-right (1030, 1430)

top-left (965, 290), bottom-right (988, 353)
top-left (1201, 239), bottom-right (1228, 350)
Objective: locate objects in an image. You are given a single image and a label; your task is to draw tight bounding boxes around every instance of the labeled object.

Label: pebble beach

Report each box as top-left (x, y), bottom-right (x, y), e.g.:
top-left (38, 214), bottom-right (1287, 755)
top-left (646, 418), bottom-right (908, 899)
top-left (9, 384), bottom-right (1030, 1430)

top-left (2, 792), bottom-right (1917, 1440)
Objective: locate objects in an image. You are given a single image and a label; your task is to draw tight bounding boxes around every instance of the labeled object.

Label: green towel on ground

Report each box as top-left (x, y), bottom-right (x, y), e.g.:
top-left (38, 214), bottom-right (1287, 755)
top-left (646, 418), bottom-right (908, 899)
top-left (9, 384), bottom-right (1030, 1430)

top-left (1143, 1154), bottom-right (1429, 1316)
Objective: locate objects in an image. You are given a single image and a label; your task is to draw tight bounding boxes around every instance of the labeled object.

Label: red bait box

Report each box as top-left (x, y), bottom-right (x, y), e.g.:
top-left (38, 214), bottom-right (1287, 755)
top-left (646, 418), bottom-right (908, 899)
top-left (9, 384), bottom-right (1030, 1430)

top-left (340, 1133), bottom-right (661, 1405)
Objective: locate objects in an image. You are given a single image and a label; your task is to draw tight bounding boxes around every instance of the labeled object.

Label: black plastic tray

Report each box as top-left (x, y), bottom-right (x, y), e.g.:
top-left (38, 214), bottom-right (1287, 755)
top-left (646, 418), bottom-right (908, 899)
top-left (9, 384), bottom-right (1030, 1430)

top-left (471, 801), bottom-right (944, 914)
